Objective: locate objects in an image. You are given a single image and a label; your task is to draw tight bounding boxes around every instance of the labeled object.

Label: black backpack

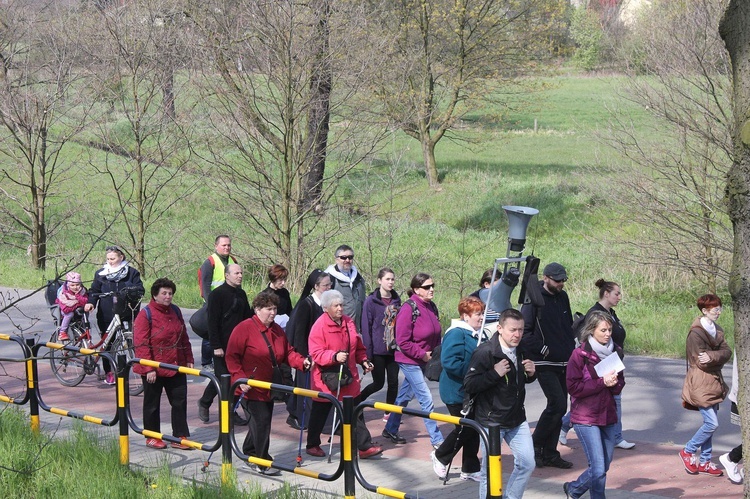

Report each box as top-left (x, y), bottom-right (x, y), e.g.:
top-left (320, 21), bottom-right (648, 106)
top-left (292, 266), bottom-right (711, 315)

top-left (571, 311), bottom-right (585, 343)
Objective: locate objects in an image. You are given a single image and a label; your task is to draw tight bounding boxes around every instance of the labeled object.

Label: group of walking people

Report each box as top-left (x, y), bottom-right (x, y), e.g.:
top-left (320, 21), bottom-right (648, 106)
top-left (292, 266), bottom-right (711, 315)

top-left (63, 240), bottom-right (743, 497)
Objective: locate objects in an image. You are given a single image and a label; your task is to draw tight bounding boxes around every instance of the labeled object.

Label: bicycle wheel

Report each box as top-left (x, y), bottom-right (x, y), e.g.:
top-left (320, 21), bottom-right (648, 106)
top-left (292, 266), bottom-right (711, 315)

top-left (110, 331), bottom-right (144, 396)
top-left (48, 330), bottom-right (87, 387)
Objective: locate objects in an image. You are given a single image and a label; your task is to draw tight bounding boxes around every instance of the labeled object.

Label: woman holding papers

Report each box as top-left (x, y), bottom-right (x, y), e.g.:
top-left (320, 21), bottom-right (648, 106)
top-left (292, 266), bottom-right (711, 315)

top-left (563, 311), bottom-right (625, 499)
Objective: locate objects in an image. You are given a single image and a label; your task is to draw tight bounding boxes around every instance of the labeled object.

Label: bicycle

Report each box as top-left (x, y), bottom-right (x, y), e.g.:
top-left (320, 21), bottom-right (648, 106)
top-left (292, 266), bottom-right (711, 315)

top-left (47, 285), bottom-right (144, 396)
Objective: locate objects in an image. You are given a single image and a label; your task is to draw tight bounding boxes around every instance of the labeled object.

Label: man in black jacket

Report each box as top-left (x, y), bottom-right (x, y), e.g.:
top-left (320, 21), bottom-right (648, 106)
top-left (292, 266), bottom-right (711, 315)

top-left (464, 308), bottom-right (536, 499)
top-left (520, 262), bottom-right (575, 469)
top-left (197, 264), bottom-right (253, 423)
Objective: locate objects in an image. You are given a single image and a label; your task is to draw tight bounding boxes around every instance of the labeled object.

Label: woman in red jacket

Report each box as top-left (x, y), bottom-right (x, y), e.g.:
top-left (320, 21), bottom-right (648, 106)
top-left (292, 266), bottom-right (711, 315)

top-left (563, 310), bottom-right (624, 499)
top-left (305, 289), bottom-right (382, 460)
top-left (133, 278), bottom-right (194, 450)
top-left (226, 292), bottom-right (311, 476)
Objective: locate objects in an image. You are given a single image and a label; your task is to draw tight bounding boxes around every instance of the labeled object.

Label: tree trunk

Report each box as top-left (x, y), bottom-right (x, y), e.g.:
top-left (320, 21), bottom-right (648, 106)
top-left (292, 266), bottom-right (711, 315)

top-left (720, 2), bottom-right (750, 494)
top-left (300, 0), bottom-right (331, 211)
top-left (162, 69), bottom-right (175, 123)
top-left (421, 135), bottom-right (440, 189)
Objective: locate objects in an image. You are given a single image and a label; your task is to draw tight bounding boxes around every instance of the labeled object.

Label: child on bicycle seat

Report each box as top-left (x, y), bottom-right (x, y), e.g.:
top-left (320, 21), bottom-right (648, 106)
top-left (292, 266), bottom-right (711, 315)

top-left (56, 271), bottom-right (88, 341)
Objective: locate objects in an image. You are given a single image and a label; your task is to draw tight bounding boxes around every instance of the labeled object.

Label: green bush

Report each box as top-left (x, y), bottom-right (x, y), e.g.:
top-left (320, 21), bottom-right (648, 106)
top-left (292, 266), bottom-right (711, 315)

top-left (570, 7), bottom-right (603, 71)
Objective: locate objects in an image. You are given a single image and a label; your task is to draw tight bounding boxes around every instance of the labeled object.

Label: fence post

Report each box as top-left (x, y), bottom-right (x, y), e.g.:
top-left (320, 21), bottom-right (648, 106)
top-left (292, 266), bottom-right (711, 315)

top-left (220, 373), bottom-right (232, 486)
top-left (117, 354), bottom-right (129, 465)
top-left (342, 395), bottom-right (355, 498)
top-left (26, 339), bottom-right (39, 435)
top-left (487, 424), bottom-right (502, 499)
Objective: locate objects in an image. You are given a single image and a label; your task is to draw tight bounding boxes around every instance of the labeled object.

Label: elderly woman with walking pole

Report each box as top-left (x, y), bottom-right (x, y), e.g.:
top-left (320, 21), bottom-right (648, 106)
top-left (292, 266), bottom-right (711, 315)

top-left (305, 290), bottom-right (383, 460)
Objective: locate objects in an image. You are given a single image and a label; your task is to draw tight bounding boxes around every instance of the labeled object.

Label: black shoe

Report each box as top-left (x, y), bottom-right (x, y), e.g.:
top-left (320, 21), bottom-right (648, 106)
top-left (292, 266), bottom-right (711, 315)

top-left (543, 455), bottom-right (573, 469)
top-left (563, 482), bottom-right (572, 498)
top-left (381, 429), bottom-right (406, 444)
top-left (198, 404), bottom-right (209, 423)
top-left (286, 415), bottom-right (304, 430)
top-left (233, 413), bottom-right (249, 426)
top-left (534, 447), bottom-right (545, 468)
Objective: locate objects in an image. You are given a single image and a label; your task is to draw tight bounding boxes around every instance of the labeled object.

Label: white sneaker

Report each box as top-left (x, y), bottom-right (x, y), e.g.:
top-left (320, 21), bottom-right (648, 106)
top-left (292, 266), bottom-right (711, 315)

top-left (430, 450), bottom-right (447, 479)
top-left (460, 471), bottom-right (482, 482)
top-left (615, 440), bottom-right (635, 449)
top-left (720, 452), bottom-right (743, 484)
top-left (559, 429), bottom-right (568, 446)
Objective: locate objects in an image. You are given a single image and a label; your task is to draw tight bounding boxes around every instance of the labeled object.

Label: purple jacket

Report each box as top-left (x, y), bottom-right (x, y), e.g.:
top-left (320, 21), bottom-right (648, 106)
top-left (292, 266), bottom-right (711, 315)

top-left (361, 288), bottom-right (402, 358)
top-left (394, 294), bottom-right (441, 365)
top-left (566, 342), bottom-right (624, 426)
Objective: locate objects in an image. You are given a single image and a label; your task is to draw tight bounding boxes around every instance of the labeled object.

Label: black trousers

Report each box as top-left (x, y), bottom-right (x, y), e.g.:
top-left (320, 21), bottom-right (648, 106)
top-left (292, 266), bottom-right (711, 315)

top-left (199, 355), bottom-right (229, 408)
top-left (307, 398), bottom-right (373, 451)
top-left (241, 399), bottom-right (275, 460)
top-left (360, 354), bottom-right (399, 405)
top-left (729, 444), bottom-right (743, 463)
top-left (286, 369), bottom-right (313, 424)
top-left (142, 373), bottom-right (189, 437)
top-left (434, 403), bottom-right (481, 473)
top-left (533, 368), bottom-right (568, 459)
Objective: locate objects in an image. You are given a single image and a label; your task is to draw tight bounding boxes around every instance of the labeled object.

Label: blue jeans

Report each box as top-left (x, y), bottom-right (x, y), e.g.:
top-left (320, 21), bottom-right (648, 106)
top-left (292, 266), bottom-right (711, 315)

top-left (567, 423), bottom-right (615, 499)
top-left (384, 363), bottom-right (443, 447)
top-left (685, 404), bottom-right (719, 464)
top-left (562, 395), bottom-right (623, 443)
top-left (479, 421), bottom-right (535, 499)
top-left (200, 338), bottom-right (213, 366)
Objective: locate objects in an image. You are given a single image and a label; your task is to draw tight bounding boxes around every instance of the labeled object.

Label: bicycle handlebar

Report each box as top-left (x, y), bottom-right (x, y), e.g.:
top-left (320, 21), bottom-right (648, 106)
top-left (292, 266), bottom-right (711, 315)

top-left (89, 286), bottom-right (144, 299)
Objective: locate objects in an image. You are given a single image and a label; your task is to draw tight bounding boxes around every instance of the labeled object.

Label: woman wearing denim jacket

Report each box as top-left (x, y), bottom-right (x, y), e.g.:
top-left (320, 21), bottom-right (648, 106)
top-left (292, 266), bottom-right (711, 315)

top-left (563, 310), bottom-right (625, 499)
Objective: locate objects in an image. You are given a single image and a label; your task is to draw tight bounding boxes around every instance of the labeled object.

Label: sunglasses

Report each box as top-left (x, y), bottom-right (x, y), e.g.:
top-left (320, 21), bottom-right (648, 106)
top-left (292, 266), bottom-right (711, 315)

top-left (105, 245), bottom-right (122, 253)
top-left (337, 255), bottom-right (354, 261)
top-left (419, 283), bottom-right (435, 290)
top-left (549, 277), bottom-right (567, 283)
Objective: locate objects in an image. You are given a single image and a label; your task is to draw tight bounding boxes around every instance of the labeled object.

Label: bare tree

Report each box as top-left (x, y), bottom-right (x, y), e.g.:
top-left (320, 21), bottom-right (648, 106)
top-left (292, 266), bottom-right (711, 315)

top-left (720, 2), bottom-right (750, 495)
top-left (78, 0), bottom-right (198, 277)
top-left (189, 0), bottom-right (387, 289)
top-left (366, 0), bottom-right (565, 188)
top-left (299, 0), bottom-right (331, 211)
top-left (0, 1), bottom-right (94, 269)
top-left (600, 0), bottom-right (732, 292)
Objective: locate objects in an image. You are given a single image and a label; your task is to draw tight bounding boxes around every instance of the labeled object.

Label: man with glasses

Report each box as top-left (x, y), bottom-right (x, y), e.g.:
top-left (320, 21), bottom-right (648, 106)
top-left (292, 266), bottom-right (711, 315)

top-left (325, 245), bottom-right (366, 333)
top-left (520, 262), bottom-right (576, 470)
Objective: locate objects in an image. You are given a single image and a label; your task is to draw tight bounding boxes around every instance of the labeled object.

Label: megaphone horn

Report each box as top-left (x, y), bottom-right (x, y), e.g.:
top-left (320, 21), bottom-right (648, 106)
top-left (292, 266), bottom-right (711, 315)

top-left (503, 206), bottom-right (539, 252)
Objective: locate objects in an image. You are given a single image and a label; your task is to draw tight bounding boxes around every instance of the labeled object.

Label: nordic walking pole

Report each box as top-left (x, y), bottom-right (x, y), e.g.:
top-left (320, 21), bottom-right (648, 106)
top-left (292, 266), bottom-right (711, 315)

top-left (327, 363), bottom-right (344, 463)
top-left (296, 370), bottom-right (310, 467)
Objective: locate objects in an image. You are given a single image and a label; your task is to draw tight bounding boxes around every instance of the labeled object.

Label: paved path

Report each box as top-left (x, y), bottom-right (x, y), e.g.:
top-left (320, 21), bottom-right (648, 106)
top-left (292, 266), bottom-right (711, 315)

top-left (0, 287), bottom-right (744, 498)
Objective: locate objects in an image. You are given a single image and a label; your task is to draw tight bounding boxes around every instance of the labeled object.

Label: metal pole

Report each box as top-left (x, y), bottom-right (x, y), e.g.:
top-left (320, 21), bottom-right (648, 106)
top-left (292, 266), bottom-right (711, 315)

top-left (117, 354), bottom-right (130, 465)
top-left (328, 363), bottom-right (344, 463)
top-left (220, 374), bottom-right (232, 486)
top-left (342, 396), bottom-right (355, 499)
top-left (487, 424), bottom-right (502, 499)
top-left (26, 339), bottom-right (39, 435)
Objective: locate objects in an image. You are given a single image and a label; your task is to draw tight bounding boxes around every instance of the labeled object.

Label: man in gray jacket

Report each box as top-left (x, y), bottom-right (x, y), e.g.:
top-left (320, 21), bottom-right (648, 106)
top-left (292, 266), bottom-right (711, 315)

top-left (325, 244), bottom-right (366, 333)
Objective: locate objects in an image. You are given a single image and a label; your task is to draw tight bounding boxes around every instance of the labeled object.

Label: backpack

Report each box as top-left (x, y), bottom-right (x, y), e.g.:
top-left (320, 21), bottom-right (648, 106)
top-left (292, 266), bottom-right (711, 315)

top-left (197, 255), bottom-right (217, 300)
top-left (382, 304), bottom-right (399, 351)
top-left (143, 304), bottom-right (184, 327)
top-left (571, 311), bottom-right (585, 344)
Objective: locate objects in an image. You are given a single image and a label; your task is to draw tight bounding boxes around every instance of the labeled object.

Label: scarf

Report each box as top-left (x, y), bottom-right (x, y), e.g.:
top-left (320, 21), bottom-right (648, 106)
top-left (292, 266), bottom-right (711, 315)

top-left (98, 260), bottom-right (130, 282)
top-left (588, 336), bottom-right (614, 360)
top-left (325, 264), bottom-right (359, 288)
top-left (700, 317), bottom-right (717, 338)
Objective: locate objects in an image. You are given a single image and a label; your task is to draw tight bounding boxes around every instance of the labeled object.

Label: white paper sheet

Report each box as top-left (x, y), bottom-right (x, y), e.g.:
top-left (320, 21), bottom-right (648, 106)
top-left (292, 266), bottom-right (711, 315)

top-left (594, 352), bottom-right (625, 377)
